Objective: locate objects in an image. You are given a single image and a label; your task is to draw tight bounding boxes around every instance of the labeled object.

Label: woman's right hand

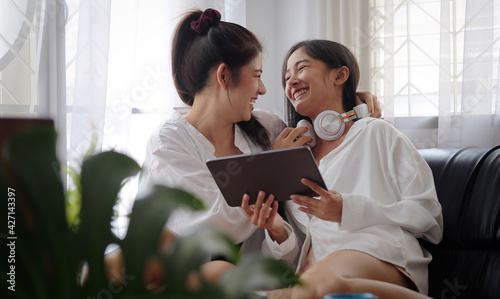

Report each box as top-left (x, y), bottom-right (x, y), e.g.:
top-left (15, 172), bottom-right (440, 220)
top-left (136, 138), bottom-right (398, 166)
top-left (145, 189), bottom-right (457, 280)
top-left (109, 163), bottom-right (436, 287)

top-left (291, 178), bottom-right (343, 223)
top-left (356, 91), bottom-right (382, 118)
top-left (240, 191), bottom-right (288, 244)
top-left (272, 126), bottom-right (312, 150)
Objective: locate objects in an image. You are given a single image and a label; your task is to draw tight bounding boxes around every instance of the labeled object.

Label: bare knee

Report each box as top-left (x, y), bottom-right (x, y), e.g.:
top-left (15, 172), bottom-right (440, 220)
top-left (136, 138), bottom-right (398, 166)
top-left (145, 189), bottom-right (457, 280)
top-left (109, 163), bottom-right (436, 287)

top-left (200, 260), bottom-right (236, 284)
top-left (184, 260), bottom-right (236, 292)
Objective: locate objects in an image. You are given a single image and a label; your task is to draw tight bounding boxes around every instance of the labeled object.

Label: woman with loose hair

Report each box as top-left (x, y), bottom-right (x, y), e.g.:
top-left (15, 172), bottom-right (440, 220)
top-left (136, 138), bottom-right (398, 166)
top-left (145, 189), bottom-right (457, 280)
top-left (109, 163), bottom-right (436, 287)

top-left (242, 40), bottom-right (443, 299)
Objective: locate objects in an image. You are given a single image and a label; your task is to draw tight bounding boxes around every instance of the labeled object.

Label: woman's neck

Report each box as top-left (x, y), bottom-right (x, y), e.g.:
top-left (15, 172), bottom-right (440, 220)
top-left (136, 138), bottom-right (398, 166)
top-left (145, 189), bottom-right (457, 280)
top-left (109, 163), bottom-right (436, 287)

top-left (185, 98), bottom-right (242, 157)
top-left (311, 120), bottom-right (353, 164)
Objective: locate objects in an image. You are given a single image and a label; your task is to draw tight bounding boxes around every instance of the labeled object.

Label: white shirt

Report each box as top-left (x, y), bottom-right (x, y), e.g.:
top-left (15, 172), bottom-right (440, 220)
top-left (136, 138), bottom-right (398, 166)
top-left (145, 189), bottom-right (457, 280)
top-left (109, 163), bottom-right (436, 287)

top-left (138, 109), bottom-right (296, 252)
top-left (275, 118), bottom-right (443, 294)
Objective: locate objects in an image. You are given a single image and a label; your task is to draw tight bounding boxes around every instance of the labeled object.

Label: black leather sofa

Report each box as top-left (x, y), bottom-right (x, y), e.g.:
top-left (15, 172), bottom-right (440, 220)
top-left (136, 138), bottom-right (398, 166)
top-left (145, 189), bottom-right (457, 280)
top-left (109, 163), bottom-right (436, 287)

top-left (418, 146), bottom-right (500, 299)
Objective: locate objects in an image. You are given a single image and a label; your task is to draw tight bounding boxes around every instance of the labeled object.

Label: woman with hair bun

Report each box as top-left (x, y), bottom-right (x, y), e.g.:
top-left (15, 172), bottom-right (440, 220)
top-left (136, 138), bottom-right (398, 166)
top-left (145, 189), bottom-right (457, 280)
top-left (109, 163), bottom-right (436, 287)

top-left (139, 8), bottom-right (292, 248)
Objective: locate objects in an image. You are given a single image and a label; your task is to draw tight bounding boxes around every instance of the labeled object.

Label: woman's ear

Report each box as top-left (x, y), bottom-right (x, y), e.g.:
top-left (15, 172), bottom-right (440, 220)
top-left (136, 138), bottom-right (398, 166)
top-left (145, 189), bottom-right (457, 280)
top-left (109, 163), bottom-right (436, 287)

top-left (216, 63), bottom-right (229, 89)
top-left (334, 66), bottom-right (350, 85)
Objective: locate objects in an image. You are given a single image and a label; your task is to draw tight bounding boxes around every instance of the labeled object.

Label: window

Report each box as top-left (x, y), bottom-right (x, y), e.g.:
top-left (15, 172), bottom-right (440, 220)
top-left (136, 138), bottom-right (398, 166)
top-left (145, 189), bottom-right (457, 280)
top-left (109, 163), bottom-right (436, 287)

top-left (370, 0), bottom-right (500, 117)
top-left (0, 0), bottom-right (38, 117)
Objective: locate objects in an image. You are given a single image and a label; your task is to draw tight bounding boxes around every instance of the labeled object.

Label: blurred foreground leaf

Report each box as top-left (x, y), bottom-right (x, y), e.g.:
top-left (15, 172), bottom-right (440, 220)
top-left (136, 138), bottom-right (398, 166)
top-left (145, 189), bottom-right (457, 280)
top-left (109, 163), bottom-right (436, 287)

top-left (78, 151), bottom-right (141, 294)
top-left (1, 126), bottom-right (300, 298)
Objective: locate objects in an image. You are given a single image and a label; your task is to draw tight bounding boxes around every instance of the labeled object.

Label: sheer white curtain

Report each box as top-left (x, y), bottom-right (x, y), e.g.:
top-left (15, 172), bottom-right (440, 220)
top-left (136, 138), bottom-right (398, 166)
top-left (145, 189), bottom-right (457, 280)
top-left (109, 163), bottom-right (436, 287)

top-left (66, 0), bottom-right (252, 165)
top-left (370, 0), bottom-right (500, 148)
top-left (451, 0), bottom-right (500, 147)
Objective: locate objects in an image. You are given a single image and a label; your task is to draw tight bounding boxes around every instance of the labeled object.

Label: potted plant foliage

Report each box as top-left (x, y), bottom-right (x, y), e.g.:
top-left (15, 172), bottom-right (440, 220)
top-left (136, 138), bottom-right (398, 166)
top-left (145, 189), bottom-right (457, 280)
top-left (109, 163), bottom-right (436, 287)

top-left (0, 126), bottom-right (300, 298)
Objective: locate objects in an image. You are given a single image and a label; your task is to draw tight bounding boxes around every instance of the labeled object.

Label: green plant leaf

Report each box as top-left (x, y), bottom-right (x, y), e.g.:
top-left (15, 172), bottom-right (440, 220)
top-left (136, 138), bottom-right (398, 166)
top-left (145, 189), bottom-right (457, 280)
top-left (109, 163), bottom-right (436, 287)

top-left (120, 185), bottom-right (205, 292)
top-left (65, 165), bottom-right (82, 231)
top-left (78, 151), bottom-right (140, 293)
top-left (3, 128), bottom-right (67, 231)
top-left (220, 254), bottom-right (301, 298)
top-left (2, 128), bottom-right (78, 298)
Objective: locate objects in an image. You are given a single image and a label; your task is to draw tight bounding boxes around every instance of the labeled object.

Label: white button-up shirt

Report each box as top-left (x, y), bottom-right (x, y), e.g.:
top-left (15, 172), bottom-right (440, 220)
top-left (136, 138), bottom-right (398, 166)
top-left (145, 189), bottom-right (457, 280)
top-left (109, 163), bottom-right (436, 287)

top-left (275, 118), bottom-right (443, 294)
top-left (138, 109), bottom-right (292, 249)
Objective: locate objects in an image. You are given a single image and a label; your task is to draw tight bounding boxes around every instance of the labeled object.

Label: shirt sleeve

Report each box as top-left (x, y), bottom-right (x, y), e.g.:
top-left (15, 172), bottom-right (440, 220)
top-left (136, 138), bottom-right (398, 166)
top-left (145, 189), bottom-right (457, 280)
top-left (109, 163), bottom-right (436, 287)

top-left (340, 129), bottom-right (443, 245)
top-left (261, 222), bottom-right (300, 266)
top-left (139, 132), bottom-right (257, 244)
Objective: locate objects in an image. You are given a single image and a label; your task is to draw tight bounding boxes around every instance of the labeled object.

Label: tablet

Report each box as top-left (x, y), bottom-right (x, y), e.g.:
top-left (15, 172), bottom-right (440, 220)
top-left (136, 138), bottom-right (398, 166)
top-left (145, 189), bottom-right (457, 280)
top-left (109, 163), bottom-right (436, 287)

top-left (206, 146), bottom-right (327, 207)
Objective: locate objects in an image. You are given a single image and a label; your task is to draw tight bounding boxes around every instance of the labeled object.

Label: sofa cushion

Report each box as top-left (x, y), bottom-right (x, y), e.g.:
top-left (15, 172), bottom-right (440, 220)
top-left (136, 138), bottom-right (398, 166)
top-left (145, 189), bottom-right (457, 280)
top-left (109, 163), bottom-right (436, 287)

top-left (418, 146), bottom-right (500, 299)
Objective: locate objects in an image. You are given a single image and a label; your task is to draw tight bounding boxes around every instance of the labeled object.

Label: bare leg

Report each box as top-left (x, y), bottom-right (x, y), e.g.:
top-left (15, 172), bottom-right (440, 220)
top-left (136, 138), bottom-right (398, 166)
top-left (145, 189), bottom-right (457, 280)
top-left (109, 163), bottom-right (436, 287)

top-left (159, 227), bottom-right (177, 251)
top-left (266, 288), bottom-right (293, 299)
top-left (103, 246), bottom-right (124, 285)
top-left (185, 260), bottom-right (236, 291)
top-left (102, 228), bottom-right (176, 287)
top-left (283, 250), bottom-right (430, 299)
top-left (201, 260), bottom-right (236, 284)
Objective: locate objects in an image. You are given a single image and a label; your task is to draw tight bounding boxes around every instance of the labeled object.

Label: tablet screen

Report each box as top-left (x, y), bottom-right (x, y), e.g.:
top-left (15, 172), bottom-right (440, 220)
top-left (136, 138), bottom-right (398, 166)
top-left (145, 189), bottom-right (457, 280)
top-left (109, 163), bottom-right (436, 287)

top-left (206, 146), bottom-right (326, 207)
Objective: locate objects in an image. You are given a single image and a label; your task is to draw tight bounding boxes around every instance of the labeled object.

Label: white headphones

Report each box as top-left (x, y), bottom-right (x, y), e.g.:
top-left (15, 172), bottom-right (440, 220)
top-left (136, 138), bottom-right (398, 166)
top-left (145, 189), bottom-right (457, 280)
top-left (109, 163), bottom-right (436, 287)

top-left (297, 103), bottom-right (370, 147)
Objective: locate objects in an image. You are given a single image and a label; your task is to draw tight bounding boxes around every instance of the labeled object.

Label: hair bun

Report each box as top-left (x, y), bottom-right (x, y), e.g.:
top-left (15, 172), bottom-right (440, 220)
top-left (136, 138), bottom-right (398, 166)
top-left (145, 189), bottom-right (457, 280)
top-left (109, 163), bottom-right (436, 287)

top-left (191, 8), bottom-right (221, 35)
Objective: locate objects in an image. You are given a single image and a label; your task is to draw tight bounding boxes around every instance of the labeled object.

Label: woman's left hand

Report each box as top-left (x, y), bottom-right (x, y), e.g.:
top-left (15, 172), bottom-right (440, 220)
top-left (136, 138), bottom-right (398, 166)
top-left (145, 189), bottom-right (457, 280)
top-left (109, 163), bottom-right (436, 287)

top-left (241, 191), bottom-right (288, 243)
top-left (290, 178), bottom-right (343, 223)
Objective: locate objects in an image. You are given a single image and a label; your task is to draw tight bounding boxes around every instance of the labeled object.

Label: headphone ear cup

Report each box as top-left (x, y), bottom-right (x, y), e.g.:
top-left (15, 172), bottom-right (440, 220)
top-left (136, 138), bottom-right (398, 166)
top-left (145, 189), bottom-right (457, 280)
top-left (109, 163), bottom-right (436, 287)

top-left (314, 110), bottom-right (345, 141)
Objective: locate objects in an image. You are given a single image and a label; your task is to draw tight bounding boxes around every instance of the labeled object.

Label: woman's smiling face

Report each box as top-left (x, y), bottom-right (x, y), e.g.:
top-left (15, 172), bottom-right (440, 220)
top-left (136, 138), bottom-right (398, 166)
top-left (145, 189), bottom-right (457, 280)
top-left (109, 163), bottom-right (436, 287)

top-left (284, 48), bottom-right (341, 119)
top-left (227, 53), bottom-right (266, 121)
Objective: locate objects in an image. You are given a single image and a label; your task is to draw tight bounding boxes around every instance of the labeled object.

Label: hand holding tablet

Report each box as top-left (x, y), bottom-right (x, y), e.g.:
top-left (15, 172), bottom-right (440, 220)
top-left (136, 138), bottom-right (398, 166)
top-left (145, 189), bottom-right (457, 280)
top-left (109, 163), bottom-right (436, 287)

top-left (206, 147), bottom-right (326, 207)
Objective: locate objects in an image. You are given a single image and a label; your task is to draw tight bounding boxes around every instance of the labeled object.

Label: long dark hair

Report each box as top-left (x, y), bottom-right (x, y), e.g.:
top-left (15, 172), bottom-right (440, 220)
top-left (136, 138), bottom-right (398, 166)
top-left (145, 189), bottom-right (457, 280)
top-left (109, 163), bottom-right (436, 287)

top-left (171, 9), bottom-right (271, 149)
top-left (281, 40), bottom-right (360, 127)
